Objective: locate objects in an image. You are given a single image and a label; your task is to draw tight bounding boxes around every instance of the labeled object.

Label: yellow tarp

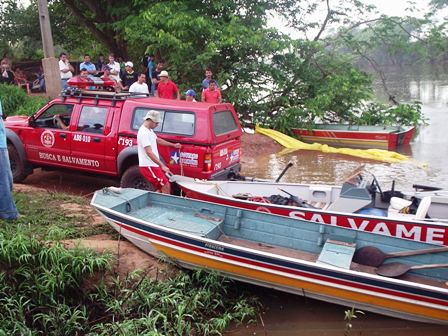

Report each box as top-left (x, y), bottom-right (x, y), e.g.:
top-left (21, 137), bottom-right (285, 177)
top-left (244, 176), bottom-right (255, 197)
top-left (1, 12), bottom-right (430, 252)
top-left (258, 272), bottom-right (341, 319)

top-left (255, 125), bottom-right (409, 163)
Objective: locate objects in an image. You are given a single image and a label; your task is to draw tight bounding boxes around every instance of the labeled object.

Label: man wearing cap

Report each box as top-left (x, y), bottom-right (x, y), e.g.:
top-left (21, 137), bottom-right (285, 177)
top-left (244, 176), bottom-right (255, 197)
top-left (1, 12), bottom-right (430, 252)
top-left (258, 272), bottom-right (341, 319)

top-left (185, 89), bottom-right (197, 102)
top-left (156, 71), bottom-right (180, 100)
top-left (129, 73), bottom-right (149, 95)
top-left (120, 61), bottom-right (138, 91)
top-left (137, 110), bottom-right (181, 194)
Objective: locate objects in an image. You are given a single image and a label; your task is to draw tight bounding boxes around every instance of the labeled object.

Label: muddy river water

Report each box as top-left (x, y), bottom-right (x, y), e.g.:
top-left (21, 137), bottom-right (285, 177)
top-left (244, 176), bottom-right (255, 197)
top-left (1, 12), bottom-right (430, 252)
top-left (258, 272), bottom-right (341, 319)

top-left (232, 64), bottom-right (448, 334)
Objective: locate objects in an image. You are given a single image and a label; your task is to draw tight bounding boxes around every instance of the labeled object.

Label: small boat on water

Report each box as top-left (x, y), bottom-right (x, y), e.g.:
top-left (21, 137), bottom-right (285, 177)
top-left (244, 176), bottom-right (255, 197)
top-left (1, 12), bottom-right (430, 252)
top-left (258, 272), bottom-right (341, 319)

top-left (173, 171), bottom-right (448, 246)
top-left (91, 187), bottom-right (448, 324)
top-left (291, 124), bottom-right (415, 150)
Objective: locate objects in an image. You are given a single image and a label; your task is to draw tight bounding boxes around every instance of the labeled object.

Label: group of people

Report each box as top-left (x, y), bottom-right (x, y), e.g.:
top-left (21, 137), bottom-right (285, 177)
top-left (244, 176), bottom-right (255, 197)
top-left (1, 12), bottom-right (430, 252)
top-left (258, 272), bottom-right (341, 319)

top-left (1, 57), bottom-right (45, 93)
top-left (59, 52), bottom-right (223, 103)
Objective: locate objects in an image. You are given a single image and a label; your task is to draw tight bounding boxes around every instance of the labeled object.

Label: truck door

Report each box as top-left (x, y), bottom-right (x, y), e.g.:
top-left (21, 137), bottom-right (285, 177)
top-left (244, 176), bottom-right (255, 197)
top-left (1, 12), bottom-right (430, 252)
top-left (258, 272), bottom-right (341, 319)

top-left (24, 103), bottom-right (74, 166)
top-left (70, 105), bottom-right (110, 172)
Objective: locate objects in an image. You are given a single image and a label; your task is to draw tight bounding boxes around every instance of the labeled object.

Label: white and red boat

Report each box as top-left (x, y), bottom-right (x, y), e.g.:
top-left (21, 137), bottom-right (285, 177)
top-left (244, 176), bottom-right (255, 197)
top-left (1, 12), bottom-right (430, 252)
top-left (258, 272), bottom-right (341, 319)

top-left (292, 124), bottom-right (415, 150)
top-left (173, 172), bottom-right (448, 246)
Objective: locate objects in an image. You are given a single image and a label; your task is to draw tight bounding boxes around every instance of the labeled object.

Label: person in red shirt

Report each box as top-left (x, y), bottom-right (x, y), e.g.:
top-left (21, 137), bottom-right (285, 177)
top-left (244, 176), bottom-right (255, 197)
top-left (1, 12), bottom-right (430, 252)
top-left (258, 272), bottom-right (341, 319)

top-left (201, 80), bottom-right (222, 103)
top-left (156, 70), bottom-right (180, 100)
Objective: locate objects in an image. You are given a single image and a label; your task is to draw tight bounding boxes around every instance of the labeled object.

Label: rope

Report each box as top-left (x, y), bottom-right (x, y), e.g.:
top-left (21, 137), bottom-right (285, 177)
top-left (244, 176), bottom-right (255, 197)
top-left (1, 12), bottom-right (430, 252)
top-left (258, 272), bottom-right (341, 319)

top-left (179, 148), bottom-right (184, 176)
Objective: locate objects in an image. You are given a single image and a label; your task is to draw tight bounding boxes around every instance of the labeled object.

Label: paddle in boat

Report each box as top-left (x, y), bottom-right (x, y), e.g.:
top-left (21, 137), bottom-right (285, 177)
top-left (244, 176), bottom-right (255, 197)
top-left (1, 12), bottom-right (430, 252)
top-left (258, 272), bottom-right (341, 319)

top-left (291, 124), bottom-right (415, 150)
top-left (91, 187), bottom-right (448, 324)
top-left (172, 168), bottom-right (448, 246)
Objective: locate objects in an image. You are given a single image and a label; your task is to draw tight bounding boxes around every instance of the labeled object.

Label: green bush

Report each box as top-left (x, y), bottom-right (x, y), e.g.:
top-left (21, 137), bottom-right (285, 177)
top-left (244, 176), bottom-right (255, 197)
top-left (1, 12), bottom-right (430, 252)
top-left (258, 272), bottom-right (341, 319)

top-left (356, 101), bottom-right (426, 127)
top-left (0, 84), bottom-right (49, 116)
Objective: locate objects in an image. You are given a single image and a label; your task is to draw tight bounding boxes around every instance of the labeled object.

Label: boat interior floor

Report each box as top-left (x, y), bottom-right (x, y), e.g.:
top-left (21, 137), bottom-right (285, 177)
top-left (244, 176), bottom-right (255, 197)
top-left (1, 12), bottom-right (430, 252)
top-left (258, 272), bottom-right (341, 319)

top-left (218, 235), bottom-right (447, 289)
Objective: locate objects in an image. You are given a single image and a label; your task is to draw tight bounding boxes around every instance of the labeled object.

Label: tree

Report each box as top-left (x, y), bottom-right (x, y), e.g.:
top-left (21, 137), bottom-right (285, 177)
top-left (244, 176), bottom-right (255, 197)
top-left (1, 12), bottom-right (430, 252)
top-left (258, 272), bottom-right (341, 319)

top-left (0, 1), bottom-right (42, 59)
top-left (2, 0), bottom-right (437, 130)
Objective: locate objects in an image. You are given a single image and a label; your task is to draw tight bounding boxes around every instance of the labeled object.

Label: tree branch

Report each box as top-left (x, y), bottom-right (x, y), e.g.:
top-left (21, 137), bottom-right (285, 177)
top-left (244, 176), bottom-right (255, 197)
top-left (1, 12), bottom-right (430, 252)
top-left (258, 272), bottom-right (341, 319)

top-left (63, 0), bottom-right (127, 57)
top-left (313, 0), bottom-right (331, 41)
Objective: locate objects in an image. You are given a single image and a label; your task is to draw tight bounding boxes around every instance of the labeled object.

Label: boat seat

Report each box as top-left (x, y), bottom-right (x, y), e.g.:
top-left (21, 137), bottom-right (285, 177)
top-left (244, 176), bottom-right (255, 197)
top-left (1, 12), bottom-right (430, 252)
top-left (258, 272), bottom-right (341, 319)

top-left (388, 197), bottom-right (412, 213)
top-left (388, 196), bottom-right (431, 220)
top-left (317, 238), bottom-right (356, 269)
top-left (308, 186), bottom-right (332, 204)
top-left (308, 201), bottom-right (329, 209)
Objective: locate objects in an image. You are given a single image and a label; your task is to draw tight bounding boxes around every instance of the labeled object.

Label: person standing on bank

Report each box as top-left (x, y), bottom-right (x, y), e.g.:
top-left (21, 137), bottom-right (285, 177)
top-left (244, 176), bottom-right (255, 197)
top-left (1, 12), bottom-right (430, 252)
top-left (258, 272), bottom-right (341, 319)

top-left (59, 52), bottom-right (74, 90)
top-left (0, 100), bottom-right (19, 220)
top-left (156, 70), bottom-right (180, 100)
top-left (129, 73), bottom-right (149, 95)
top-left (137, 110), bottom-right (181, 194)
top-left (201, 80), bottom-right (222, 103)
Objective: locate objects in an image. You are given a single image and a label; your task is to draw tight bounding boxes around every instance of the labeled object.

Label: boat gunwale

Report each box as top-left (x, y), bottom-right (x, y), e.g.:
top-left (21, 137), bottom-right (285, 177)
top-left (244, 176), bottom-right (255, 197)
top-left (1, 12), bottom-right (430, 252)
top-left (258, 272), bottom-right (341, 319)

top-left (292, 125), bottom-right (415, 134)
top-left (177, 180), bottom-right (448, 229)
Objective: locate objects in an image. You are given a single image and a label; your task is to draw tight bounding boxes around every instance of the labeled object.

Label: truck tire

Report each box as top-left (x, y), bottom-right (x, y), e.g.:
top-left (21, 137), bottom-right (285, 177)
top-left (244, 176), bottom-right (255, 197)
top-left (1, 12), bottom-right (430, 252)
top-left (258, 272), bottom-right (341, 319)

top-left (7, 144), bottom-right (29, 183)
top-left (120, 165), bottom-right (155, 191)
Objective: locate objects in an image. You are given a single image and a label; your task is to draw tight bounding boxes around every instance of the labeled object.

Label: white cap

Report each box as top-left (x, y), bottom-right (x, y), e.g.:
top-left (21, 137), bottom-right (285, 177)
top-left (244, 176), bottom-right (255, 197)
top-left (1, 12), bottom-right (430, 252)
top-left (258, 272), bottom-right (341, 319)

top-left (125, 61), bottom-right (133, 67)
top-left (144, 110), bottom-right (161, 123)
top-left (159, 70), bottom-right (169, 77)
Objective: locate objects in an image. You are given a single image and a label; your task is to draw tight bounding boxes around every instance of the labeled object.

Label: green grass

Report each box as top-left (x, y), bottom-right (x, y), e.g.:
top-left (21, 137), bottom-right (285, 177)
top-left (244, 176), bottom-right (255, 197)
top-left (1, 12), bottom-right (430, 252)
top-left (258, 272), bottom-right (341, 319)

top-left (6, 190), bottom-right (114, 239)
top-left (0, 190), bottom-right (259, 335)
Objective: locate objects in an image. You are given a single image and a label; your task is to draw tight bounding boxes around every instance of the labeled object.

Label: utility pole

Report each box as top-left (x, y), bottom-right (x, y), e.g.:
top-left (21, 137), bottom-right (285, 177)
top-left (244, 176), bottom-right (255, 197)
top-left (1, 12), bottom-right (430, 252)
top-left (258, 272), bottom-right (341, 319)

top-left (37, 0), bottom-right (61, 98)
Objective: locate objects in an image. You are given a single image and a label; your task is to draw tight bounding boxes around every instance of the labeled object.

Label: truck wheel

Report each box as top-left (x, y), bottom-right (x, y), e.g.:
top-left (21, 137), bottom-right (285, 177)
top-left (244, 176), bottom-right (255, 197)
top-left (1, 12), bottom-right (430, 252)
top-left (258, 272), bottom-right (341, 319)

top-left (7, 144), bottom-right (29, 183)
top-left (120, 165), bottom-right (155, 191)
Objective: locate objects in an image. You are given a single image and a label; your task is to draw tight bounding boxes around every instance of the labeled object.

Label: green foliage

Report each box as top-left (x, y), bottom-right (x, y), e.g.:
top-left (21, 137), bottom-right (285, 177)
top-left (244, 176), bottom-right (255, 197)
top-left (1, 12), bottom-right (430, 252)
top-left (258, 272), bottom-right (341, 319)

top-left (0, 226), bottom-right (110, 335)
top-left (0, 85), bottom-right (49, 117)
top-left (88, 269), bottom-right (258, 335)
top-left (0, 1), bottom-right (42, 60)
top-left (344, 307), bottom-right (365, 336)
top-left (356, 101), bottom-right (426, 126)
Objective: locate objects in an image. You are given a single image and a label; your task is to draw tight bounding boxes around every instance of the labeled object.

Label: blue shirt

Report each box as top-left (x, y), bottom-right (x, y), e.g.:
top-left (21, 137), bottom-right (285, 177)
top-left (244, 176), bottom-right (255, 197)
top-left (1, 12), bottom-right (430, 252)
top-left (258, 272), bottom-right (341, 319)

top-left (79, 62), bottom-right (96, 72)
top-left (202, 78), bottom-right (218, 90)
top-left (0, 101), bottom-right (6, 149)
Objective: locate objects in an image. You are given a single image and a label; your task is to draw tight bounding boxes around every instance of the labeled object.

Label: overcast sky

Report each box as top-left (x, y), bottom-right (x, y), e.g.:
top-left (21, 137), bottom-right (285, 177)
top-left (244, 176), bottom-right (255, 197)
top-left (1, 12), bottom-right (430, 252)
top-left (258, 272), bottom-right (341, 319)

top-left (363, 0), bottom-right (430, 16)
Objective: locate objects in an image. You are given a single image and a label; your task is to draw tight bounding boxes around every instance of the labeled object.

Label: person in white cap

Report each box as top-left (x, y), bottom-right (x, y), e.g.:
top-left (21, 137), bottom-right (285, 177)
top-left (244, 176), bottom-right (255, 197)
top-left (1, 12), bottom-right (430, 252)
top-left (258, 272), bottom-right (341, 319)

top-left (137, 110), bottom-right (181, 194)
top-left (120, 61), bottom-right (138, 91)
top-left (155, 70), bottom-right (180, 100)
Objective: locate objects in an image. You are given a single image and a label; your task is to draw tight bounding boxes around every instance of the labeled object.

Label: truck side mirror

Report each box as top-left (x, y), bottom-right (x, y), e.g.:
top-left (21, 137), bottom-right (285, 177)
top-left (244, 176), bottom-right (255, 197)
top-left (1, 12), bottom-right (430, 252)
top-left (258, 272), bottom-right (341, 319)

top-left (28, 116), bottom-right (36, 127)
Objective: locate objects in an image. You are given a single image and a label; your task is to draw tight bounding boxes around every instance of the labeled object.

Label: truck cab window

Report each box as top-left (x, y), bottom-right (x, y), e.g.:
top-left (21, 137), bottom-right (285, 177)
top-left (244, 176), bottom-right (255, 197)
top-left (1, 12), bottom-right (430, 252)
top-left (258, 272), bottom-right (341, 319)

top-left (34, 104), bottom-right (74, 129)
top-left (77, 106), bottom-right (108, 133)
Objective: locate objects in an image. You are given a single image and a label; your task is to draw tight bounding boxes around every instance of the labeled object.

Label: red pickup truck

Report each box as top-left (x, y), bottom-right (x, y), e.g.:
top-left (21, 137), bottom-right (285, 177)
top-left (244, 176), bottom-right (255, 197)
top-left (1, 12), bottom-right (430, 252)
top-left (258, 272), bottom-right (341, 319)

top-left (5, 89), bottom-right (243, 190)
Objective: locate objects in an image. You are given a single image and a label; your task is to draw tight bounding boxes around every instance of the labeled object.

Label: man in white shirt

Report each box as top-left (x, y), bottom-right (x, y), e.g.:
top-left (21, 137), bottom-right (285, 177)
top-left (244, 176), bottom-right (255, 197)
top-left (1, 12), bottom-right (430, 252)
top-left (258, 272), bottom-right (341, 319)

top-left (59, 52), bottom-right (74, 90)
top-left (106, 53), bottom-right (122, 90)
top-left (129, 73), bottom-right (149, 95)
top-left (137, 110), bottom-right (181, 193)
top-left (106, 54), bottom-right (121, 81)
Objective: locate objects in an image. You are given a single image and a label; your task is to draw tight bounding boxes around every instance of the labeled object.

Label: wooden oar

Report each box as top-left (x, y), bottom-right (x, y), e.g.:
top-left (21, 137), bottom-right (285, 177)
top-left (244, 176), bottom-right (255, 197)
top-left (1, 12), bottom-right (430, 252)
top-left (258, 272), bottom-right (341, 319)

top-left (275, 162), bottom-right (293, 183)
top-left (353, 246), bottom-right (448, 267)
top-left (376, 262), bottom-right (448, 278)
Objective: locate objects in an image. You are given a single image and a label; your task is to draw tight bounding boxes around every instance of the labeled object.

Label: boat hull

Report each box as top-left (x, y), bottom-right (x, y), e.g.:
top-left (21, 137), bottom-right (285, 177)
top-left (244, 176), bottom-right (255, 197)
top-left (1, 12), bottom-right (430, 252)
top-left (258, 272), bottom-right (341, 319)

top-left (180, 186), bottom-right (448, 247)
top-left (92, 199), bottom-right (448, 325)
top-left (292, 125), bottom-right (415, 150)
